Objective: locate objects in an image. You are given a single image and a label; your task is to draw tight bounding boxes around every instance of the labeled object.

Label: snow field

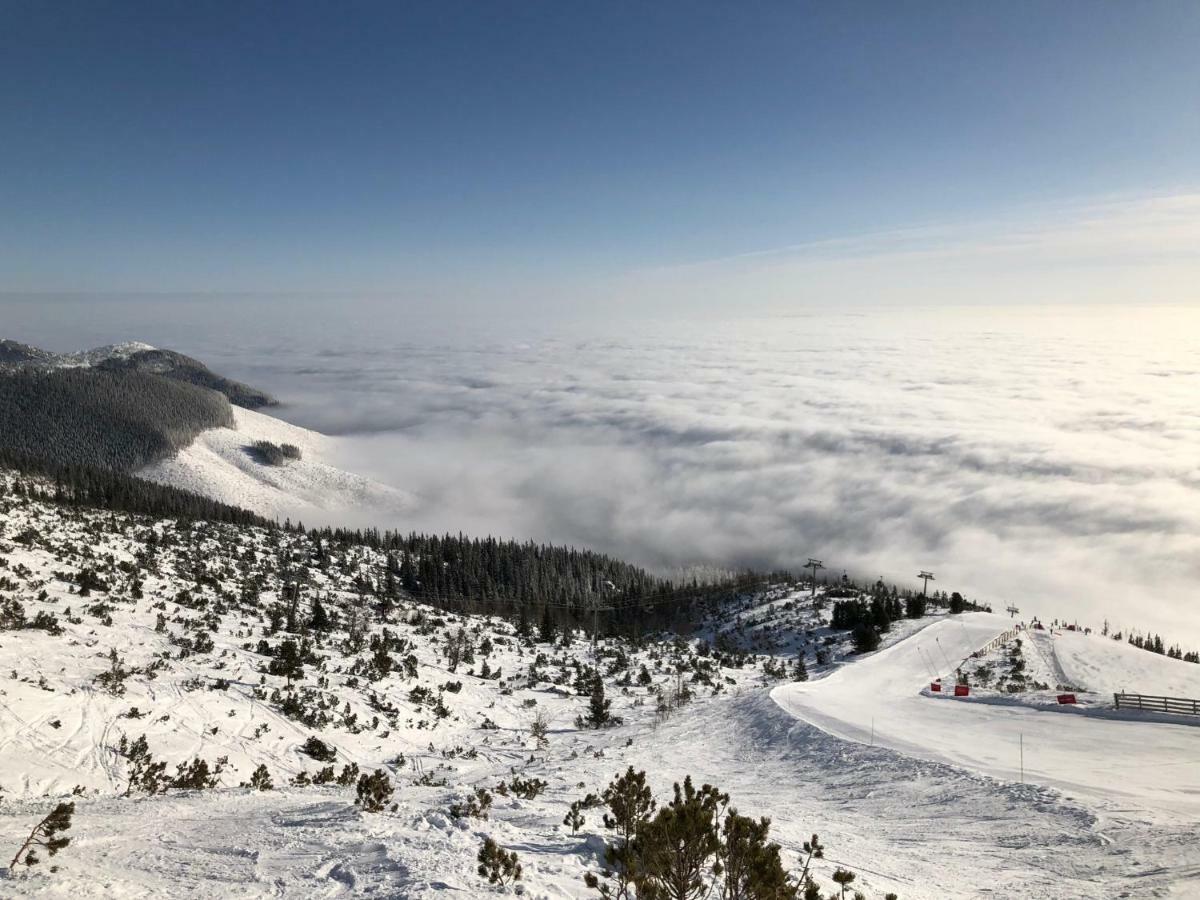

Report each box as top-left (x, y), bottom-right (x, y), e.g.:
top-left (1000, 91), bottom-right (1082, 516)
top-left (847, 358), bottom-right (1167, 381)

top-left (771, 614), bottom-right (1200, 815)
top-left (2, 483), bottom-right (1198, 896)
top-left (138, 407), bottom-right (414, 526)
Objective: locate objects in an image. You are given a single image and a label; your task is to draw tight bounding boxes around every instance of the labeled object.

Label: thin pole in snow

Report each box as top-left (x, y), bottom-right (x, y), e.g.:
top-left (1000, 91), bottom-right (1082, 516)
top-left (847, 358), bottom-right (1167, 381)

top-left (920, 646), bottom-right (939, 680)
top-left (1019, 732), bottom-right (1024, 784)
top-left (870, 717), bottom-right (875, 746)
top-left (935, 636), bottom-right (954, 673)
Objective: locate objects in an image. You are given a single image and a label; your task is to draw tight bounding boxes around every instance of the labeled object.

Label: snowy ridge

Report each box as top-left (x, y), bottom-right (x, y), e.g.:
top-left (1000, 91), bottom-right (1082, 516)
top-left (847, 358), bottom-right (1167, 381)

top-left (0, 340), bottom-right (159, 369)
top-left (137, 407), bottom-right (414, 526)
top-left (51, 341), bottom-right (158, 368)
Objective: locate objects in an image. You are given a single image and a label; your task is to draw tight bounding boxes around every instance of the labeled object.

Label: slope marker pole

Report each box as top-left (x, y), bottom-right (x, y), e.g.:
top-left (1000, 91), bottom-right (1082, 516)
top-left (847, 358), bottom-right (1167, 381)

top-left (935, 636), bottom-right (954, 673)
top-left (917, 646), bottom-right (936, 679)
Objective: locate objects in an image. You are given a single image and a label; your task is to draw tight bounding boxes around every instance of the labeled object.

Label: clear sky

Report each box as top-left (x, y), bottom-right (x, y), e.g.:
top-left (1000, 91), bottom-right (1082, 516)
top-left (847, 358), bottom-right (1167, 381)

top-left (2, 1), bottom-right (1198, 308)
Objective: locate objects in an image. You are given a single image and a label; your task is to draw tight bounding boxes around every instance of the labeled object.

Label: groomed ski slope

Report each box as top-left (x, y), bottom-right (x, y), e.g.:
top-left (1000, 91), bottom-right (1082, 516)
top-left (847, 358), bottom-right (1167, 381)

top-left (771, 613), bottom-right (1200, 816)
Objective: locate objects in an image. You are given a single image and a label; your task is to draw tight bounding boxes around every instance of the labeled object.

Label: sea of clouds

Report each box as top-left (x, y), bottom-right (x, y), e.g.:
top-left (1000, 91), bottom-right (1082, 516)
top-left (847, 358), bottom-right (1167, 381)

top-left (6, 298), bottom-right (1200, 643)
top-left (247, 305), bottom-right (1200, 645)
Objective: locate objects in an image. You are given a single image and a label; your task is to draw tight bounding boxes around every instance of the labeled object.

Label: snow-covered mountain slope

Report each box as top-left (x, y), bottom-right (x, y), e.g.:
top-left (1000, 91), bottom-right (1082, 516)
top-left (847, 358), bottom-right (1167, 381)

top-left (2, 338), bottom-right (395, 523)
top-left (138, 407), bottom-right (413, 526)
top-left (771, 614), bottom-right (1200, 813)
top-left (1053, 627), bottom-right (1200, 699)
top-left (1, 479), bottom-right (1197, 897)
top-left (0, 338), bottom-right (276, 409)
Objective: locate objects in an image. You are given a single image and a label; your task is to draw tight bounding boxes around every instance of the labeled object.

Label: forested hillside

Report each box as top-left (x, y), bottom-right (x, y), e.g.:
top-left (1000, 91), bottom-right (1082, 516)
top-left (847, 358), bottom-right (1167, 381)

top-left (0, 368), bottom-right (234, 472)
top-left (0, 454), bottom-right (749, 635)
top-left (96, 347), bottom-right (276, 408)
top-left (0, 339), bottom-right (276, 409)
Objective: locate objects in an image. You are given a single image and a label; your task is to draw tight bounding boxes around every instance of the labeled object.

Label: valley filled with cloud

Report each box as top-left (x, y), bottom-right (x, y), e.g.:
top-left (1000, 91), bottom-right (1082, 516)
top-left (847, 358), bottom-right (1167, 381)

top-left (258, 305), bottom-right (1200, 644)
top-left (8, 293), bottom-right (1200, 643)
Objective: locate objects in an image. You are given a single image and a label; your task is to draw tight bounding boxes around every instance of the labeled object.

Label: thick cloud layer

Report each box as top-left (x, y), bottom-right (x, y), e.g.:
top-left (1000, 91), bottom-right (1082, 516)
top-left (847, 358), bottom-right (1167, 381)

top-left (223, 306), bottom-right (1200, 645)
top-left (6, 298), bottom-right (1200, 644)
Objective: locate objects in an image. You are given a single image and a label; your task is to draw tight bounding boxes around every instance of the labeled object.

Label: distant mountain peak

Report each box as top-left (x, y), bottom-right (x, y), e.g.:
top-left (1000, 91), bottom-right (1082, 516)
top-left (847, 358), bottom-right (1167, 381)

top-left (0, 338), bottom-right (276, 409)
top-left (57, 341), bottom-right (158, 366)
top-left (0, 339), bottom-right (57, 365)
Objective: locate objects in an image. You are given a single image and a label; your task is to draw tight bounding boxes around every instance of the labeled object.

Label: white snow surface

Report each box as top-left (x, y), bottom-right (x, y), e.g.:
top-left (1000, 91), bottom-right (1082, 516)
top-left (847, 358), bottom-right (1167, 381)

top-left (1, 483), bottom-right (1198, 897)
top-left (1052, 628), bottom-right (1200, 699)
top-left (771, 614), bottom-right (1200, 815)
top-left (138, 407), bottom-right (413, 525)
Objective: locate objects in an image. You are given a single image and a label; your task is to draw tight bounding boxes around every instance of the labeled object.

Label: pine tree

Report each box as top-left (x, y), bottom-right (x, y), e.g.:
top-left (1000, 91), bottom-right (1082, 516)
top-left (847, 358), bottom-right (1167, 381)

top-left (309, 597), bottom-right (330, 632)
top-left (540, 605), bottom-right (557, 644)
top-left (586, 767), bottom-right (657, 898)
top-left (355, 769), bottom-right (394, 813)
top-left (516, 607), bottom-right (534, 642)
top-left (564, 800), bottom-right (586, 834)
top-left (477, 837), bottom-right (522, 885)
top-left (578, 676), bottom-right (617, 729)
top-left (904, 595), bottom-right (926, 619)
top-left (831, 868), bottom-right (857, 899)
top-left (636, 777), bottom-right (728, 900)
top-left (245, 764), bottom-right (273, 791)
top-left (851, 621), bottom-right (880, 654)
top-left (96, 647), bottom-right (130, 696)
top-left (118, 734), bottom-right (168, 795)
top-left (797, 833), bottom-right (824, 897)
top-left (270, 638), bottom-right (305, 687)
top-left (9, 802), bottom-right (74, 869)
top-left (717, 809), bottom-right (797, 900)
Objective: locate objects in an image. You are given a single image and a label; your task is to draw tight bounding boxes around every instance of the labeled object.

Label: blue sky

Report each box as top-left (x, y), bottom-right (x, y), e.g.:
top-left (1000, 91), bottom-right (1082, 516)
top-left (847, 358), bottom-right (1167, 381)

top-left (2, 2), bottom-right (1198, 305)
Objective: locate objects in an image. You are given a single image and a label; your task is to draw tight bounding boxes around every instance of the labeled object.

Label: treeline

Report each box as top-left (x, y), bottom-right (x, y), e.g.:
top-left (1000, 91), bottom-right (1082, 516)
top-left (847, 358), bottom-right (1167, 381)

top-left (830, 586), bottom-right (986, 653)
top-left (1096, 622), bottom-right (1199, 665)
top-left (301, 527), bottom-right (763, 634)
top-left (1124, 631), bottom-right (1199, 664)
top-left (0, 453), bottom-right (748, 634)
top-left (96, 347), bottom-right (276, 409)
top-left (0, 449), bottom-right (270, 528)
top-left (0, 368), bottom-right (234, 472)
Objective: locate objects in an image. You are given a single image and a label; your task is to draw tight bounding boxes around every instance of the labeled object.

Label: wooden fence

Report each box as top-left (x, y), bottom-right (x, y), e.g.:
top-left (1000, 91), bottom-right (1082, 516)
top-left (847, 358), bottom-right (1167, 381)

top-left (1113, 692), bottom-right (1200, 717)
top-left (974, 626), bottom-right (1021, 657)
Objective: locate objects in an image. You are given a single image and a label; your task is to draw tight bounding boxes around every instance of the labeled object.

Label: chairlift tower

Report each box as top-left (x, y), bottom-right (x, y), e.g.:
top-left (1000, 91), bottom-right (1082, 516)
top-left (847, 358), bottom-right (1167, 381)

top-left (805, 558), bottom-right (824, 598)
top-left (918, 570), bottom-right (935, 598)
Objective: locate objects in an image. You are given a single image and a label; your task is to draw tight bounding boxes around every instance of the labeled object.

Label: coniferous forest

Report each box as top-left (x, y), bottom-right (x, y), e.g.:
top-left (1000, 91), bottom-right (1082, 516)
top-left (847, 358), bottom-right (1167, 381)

top-left (0, 368), bottom-right (235, 472)
top-left (0, 450), bottom-right (760, 637)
